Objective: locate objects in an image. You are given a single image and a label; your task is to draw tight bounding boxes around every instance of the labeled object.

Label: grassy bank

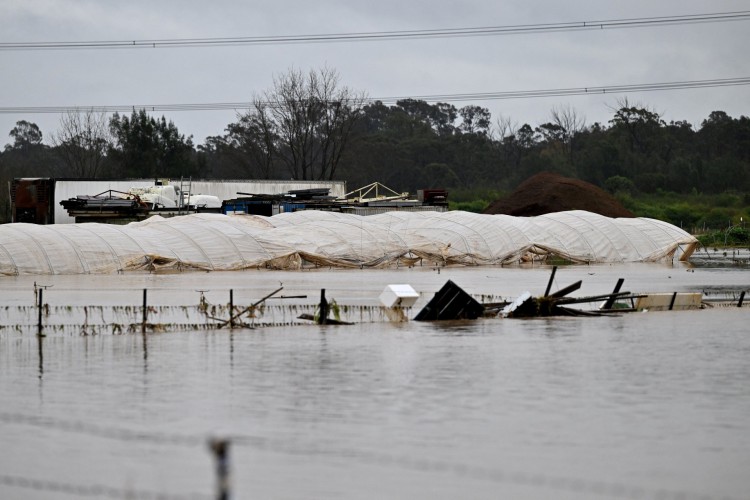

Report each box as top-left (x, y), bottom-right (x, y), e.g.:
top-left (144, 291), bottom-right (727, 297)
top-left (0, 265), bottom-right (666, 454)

top-left (615, 191), bottom-right (749, 234)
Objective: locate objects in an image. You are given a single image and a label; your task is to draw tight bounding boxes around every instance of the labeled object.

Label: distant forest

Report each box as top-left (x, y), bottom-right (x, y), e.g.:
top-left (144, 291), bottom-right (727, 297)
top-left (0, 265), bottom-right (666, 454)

top-left (1, 68), bottom-right (748, 224)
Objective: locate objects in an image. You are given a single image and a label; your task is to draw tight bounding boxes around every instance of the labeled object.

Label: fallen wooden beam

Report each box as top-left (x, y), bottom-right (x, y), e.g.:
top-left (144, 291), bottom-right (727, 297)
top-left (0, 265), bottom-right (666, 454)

top-left (297, 313), bottom-right (353, 325)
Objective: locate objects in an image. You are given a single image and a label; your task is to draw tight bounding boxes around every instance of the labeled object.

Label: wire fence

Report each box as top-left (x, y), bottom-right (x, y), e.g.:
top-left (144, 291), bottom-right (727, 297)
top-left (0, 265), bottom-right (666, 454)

top-left (2, 285), bottom-right (745, 499)
top-left (0, 285), bottom-right (438, 336)
top-left (0, 474), bottom-right (211, 500)
top-left (0, 411), bottom-right (740, 500)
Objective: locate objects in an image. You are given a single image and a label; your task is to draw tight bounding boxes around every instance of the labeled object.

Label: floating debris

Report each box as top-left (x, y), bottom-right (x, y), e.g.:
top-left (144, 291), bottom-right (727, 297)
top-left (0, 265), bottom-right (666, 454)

top-left (414, 280), bottom-right (485, 321)
top-left (498, 266), bottom-right (709, 318)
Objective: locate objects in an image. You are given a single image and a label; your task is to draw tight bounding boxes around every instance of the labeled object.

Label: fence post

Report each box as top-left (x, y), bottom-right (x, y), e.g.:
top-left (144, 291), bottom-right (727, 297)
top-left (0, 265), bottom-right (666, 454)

top-left (318, 289), bottom-right (328, 325)
top-left (142, 289), bottom-right (148, 334)
top-left (209, 439), bottom-right (231, 500)
top-left (37, 288), bottom-right (44, 337)
top-left (544, 266), bottom-right (558, 297)
top-left (229, 289), bottom-right (234, 330)
top-left (668, 292), bottom-right (678, 311)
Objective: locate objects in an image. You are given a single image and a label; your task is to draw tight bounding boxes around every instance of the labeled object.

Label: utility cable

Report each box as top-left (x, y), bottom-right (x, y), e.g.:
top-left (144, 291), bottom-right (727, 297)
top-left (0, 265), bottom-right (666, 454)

top-left (0, 11), bottom-right (748, 50)
top-left (0, 77), bottom-right (748, 114)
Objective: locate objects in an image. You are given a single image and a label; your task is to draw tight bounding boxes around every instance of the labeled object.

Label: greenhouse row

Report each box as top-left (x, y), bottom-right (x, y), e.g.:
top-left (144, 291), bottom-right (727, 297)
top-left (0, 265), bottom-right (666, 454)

top-left (0, 210), bottom-right (698, 275)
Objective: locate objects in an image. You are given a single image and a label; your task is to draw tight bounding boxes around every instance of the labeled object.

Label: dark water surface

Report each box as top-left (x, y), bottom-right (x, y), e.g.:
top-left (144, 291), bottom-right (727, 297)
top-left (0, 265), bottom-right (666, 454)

top-left (2, 264), bottom-right (750, 499)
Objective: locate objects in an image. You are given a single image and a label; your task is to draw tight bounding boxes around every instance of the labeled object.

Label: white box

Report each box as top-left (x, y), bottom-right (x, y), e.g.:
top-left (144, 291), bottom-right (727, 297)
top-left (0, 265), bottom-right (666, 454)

top-left (379, 284), bottom-right (420, 308)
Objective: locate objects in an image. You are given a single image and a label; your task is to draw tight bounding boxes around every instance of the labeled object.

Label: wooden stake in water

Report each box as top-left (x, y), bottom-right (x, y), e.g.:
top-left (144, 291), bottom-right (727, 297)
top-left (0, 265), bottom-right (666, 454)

top-left (669, 292), bottom-right (678, 311)
top-left (37, 288), bottom-right (44, 337)
top-left (229, 289), bottom-right (234, 330)
top-left (209, 439), bottom-right (231, 500)
top-left (142, 289), bottom-right (148, 334)
top-left (544, 266), bottom-right (558, 297)
top-left (602, 278), bottom-right (625, 310)
top-left (318, 289), bottom-right (329, 325)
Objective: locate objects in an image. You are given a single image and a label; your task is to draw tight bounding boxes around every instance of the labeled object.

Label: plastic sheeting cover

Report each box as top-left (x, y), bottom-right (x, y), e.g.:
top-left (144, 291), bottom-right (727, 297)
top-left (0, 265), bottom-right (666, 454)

top-left (0, 210), bottom-right (698, 275)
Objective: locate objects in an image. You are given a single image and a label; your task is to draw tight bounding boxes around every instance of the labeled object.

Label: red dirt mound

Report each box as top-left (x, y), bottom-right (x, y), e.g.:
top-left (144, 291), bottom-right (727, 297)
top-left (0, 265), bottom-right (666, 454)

top-left (483, 172), bottom-right (634, 218)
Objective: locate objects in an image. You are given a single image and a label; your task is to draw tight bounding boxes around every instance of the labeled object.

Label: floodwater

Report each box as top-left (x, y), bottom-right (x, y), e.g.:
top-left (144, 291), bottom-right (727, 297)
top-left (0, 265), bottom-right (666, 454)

top-left (1, 261), bottom-right (750, 500)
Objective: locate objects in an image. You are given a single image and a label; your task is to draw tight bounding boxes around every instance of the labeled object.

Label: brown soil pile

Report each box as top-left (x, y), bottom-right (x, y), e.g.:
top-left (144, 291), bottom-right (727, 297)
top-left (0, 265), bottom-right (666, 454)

top-left (483, 172), bottom-right (634, 218)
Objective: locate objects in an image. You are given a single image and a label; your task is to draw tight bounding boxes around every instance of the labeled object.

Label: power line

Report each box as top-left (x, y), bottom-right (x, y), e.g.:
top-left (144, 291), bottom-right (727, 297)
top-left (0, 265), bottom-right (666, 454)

top-left (0, 77), bottom-right (747, 115)
top-left (375, 77), bottom-right (750, 103)
top-left (1, 11), bottom-right (749, 50)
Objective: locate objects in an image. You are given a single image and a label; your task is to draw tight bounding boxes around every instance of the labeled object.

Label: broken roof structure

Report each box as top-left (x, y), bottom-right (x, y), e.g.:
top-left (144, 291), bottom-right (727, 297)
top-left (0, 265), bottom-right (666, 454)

top-left (0, 210), bottom-right (698, 275)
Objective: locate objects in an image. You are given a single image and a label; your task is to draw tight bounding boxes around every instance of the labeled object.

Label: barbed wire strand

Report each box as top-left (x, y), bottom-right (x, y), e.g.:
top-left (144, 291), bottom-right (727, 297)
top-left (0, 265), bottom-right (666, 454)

top-left (0, 474), bottom-right (211, 500)
top-left (0, 412), bottom-right (738, 500)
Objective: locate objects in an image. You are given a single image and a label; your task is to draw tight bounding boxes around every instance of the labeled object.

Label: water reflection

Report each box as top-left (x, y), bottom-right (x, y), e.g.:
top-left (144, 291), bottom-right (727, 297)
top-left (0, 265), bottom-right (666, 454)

top-left (428, 320), bottom-right (488, 336)
top-left (2, 266), bottom-right (750, 500)
top-left (36, 333), bottom-right (44, 380)
top-left (141, 330), bottom-right (148, 373)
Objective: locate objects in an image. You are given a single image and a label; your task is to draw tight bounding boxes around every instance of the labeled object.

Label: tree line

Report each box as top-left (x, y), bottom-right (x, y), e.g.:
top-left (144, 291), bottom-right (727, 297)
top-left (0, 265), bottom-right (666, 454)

top-left (1, 67), bottom-right (749, 222)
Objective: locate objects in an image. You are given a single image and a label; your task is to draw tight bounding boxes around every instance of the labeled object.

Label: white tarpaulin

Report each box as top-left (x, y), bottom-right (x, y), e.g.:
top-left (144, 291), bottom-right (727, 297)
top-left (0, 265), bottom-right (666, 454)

top-left (0, 210), bottom-right (698, 275)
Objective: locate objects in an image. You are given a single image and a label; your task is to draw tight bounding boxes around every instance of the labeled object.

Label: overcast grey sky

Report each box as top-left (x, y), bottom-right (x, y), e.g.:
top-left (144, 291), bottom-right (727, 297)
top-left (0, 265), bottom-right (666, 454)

top-left (1, 0), bottom-right (748, 146)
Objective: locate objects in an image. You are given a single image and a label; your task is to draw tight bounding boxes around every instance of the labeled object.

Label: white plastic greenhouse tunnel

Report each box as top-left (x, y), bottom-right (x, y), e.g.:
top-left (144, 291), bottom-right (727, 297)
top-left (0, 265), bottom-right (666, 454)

top-left (0, 210), bottom-right (699, 275)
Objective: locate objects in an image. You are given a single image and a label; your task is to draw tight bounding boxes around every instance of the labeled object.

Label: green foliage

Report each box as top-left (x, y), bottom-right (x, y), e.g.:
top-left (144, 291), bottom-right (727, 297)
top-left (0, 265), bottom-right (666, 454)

top-left (621, 192), bottom-right (750, 232)
top-left (620, 196), bottom-right (665, 220)
top-left (447, 187), bottom-right (504, 213)
top-left (728, 225), bottom-right (750, 243)
top-left (663, 203), bottom-right (700, 229)
top-left (6, 120), bottom-right (43, 151)
top-left (633, 172), bottom-right (666, 193)
top-left (697, 226), bottom-right (750, 247)
top-left (420, 163), bottom-right (460, 188)
top-left (614, 192), bottom-right (636, 210)
top-left (713, 192), bottom-right (742, 207)
top-left (2, 83), bottom-right (749, 226)
top-left (604, 175), bottom-right (635, 195)
top-left (449, 200), bottom-right (489, 213)
top-left (700, 207), bottom-right (736, 229)
top-left (450, 187), bottom-right (505, 203)
top-left (108, 109), bottom-right (197, 178)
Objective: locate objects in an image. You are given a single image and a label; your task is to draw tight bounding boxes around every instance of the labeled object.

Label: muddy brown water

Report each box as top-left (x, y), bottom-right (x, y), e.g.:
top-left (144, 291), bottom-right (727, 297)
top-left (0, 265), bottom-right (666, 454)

top-left (1, 262), bottom-right (749, 499)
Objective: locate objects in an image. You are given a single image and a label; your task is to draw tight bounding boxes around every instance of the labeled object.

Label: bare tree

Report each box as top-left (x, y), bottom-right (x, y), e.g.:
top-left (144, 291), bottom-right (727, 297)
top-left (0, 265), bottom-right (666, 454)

top-left (493, 114), bottom-right (526, 167)
top-left (550, 104), bottom-right (586, 159)
top-left (551, 105), bottom-right (586, 135)
top-left (51, 109), bottom-right (112, 178)
top-left (252, 102), bottom-right (278, 179)
top-left (494, 113), bottom-right (518, 142)
top-left (313, 68), bottom-right (365, 180)
top-left (253, 66), bottom-right (367, 180)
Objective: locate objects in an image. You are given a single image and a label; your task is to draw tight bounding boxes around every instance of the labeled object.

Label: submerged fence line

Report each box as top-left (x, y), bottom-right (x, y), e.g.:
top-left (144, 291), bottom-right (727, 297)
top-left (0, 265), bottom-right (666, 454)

top-left (0, 303), bottom-right (410, 335)
top-left (0, 285), bottom-right (441, 336)
top-left (3, 281), bottom-right (747, 336)
top-left (0, 411), bottom-right (739, 500)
